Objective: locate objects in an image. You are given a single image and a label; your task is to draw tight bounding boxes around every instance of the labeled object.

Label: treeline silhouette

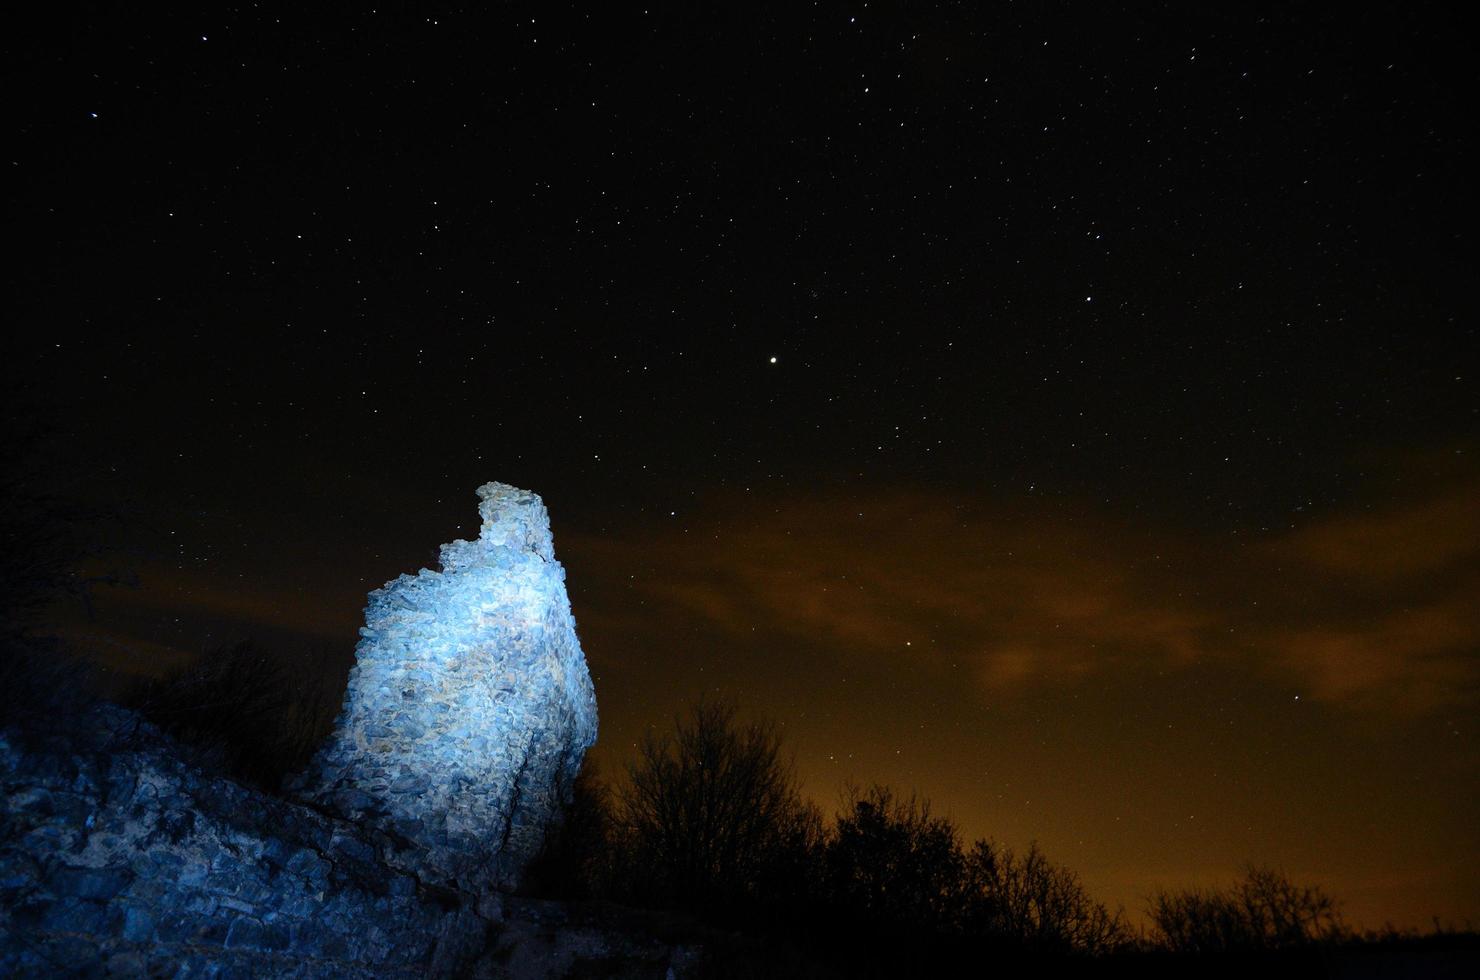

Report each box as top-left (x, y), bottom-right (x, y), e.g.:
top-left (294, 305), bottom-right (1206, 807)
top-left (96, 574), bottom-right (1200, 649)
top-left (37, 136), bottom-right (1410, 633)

top-left (525, 700), bottom-right (1135, 963)
top-left (516, 700), bottom-right (1471, 977)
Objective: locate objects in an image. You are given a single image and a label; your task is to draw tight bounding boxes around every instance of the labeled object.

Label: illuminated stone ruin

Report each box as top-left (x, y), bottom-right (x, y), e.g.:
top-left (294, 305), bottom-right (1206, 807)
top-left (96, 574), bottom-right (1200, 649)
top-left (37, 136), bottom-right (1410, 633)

top-left (295, 482), bottom-right (598, 893)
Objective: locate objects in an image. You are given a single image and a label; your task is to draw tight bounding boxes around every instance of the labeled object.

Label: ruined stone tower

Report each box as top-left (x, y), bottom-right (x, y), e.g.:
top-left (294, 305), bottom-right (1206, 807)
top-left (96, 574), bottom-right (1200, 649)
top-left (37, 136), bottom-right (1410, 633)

top-left (295, 482), bottom-right (598, 893)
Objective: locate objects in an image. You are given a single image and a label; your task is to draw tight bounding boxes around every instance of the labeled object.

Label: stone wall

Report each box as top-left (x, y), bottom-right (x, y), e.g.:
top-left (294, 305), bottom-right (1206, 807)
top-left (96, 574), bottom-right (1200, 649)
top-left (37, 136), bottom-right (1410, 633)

top-left (293, 482), bottom-right (598, 892)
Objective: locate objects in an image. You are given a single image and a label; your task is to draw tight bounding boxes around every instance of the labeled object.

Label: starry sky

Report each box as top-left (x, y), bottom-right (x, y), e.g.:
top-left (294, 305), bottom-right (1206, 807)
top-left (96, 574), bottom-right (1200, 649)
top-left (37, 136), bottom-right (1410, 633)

top-left (8, 3), bottom-right (1474, 930)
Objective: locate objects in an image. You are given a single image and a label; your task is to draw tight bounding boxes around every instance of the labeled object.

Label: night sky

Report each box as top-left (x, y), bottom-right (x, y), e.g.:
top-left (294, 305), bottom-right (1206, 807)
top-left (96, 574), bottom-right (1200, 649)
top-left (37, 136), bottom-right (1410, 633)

top-left (9, 4), bottom-right (1474, 930)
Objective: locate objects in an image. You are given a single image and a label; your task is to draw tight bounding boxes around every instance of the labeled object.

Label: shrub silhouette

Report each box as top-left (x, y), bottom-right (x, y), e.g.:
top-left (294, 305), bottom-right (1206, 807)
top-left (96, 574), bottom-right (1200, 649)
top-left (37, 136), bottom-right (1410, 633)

top-left (821, 784), bottom-right (1128, 954)
top-left (823, 785), bottom-right (965, 933)
top-left (572, 699), bottom-right (1136, 964)
top-left (961, 839), bottom-right (1129, 955)
top-left (614, 698), bottom-right (816, 913)
top-left (1148, 864), bottom-right (1346, 953)
top-left (126, 639), bottom-right (341, 790)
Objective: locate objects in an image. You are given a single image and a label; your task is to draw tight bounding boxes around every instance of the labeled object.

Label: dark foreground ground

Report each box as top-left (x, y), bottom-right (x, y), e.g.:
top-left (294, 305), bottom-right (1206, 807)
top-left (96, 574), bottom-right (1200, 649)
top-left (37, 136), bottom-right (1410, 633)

top-left (497, 895), bottom-right (1478, 980)
top-left (3, 697), bottom-right (1474, 978)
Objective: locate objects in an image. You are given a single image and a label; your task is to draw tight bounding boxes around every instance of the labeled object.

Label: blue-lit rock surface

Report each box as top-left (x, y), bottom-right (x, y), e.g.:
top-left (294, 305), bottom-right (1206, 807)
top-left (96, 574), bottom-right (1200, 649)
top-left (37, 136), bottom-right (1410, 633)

top-left (0, 483), bottom-right (622, 976)
top-left (1, 710), bottom-right (690, 978)
top-left (294, 482), bottom-right (599, 893)
top-left (0, 704), bottom-right (491, 977)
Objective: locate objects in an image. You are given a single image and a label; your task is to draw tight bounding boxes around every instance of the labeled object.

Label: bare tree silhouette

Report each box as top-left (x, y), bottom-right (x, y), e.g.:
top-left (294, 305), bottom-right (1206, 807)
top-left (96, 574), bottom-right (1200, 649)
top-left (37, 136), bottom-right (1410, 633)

top-left (824, 785), bottom-right (965, 933)
top-left (961, 839), bottom-right (1129, 954)
top-left (615, 698), bottom-right (816, 911)
top-left (126, 639), bottom-right (342, 790)
top-left (1148, 864), bottom-right (1346, 953)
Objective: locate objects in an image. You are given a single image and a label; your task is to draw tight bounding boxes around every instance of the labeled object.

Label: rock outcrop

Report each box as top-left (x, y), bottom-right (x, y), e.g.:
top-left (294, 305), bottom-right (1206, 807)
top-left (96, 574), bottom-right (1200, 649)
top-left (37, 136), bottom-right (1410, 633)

top-left (0, 482), bottom-right (605, 976)
top-left (293, 482), bottom-right (598, 892)
top-left (0, 704), bottom-right (491, 977)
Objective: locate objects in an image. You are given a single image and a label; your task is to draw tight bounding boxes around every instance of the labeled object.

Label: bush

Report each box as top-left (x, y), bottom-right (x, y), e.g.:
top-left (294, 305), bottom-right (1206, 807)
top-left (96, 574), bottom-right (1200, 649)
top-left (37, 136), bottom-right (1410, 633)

top-left (820, 785), bottom-right (1128, 954)
top-left (125, 639), bottom-right (342, 790)
top-left (961, 839), bottom-right (1130, 955)
top-left (823, 785), bottom-right (964, 933)
top-left (613, 699), bottom-right (817, 913)
top-left (1148, 864), bottom-right (1346, 953)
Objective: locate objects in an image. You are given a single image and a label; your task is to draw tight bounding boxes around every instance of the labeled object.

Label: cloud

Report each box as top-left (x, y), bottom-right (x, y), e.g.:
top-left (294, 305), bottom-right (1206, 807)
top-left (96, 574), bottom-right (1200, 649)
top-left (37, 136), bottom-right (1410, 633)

top-left (1279, 482), bottom-right (1479, 582)
top-left (97, 562), bottom-right (363, 640)
top-left (568, 490), bottom-right (1210, 691)
top-left (1267, 593), bottom-right (1478, 713)
top-left (100, 454), bottom-right (1475, 719)
top-left (1256, 492), bottom-right (1479, 713)
top-left (564, 469), bottom-right (1479, 716)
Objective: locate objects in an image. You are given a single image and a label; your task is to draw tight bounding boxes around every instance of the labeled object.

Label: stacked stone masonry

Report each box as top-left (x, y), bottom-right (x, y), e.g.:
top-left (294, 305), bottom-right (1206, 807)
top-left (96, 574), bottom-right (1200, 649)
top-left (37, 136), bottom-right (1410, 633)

top-left (294, 482), bottom-right (599, 893)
